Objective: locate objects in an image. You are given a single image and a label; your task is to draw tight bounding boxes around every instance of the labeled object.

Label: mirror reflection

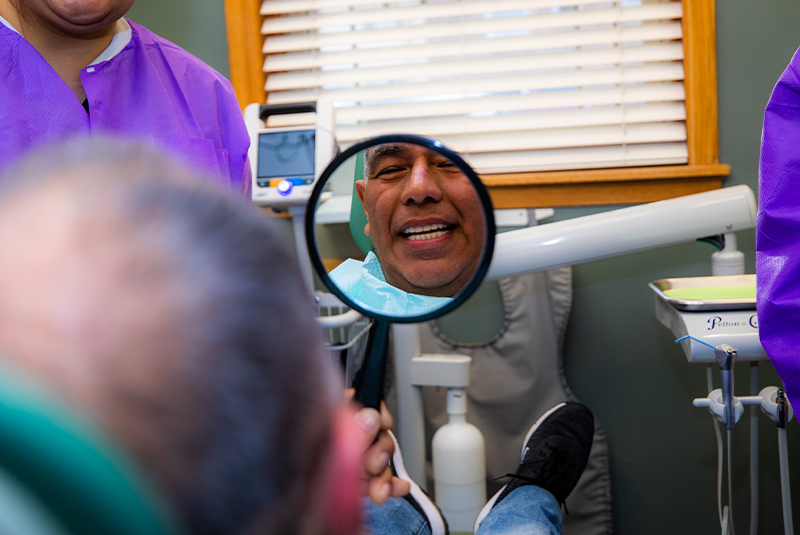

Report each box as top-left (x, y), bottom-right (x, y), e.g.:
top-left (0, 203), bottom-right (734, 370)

top-left (314, 142), bottom-right (488, 318)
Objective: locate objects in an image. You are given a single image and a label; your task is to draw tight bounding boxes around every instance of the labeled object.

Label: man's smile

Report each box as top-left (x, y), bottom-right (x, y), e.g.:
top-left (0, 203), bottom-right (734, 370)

top-left (400, 222), bottom-right (456, 241)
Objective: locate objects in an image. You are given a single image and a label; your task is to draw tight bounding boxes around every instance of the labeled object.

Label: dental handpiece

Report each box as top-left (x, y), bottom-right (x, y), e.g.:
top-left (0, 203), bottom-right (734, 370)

top-left (715, 344), bottom-right (738, 429)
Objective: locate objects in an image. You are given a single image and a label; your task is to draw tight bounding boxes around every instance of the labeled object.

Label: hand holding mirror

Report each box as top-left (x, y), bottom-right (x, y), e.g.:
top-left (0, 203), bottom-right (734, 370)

top-left (306, 135), bottom-right (496, 409)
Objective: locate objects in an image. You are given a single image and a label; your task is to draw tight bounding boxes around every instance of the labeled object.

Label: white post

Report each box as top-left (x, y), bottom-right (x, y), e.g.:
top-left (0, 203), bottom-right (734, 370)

top-left (288, 205), bottom-right (315, 294)
top-left (392, 323), bottom-right (427, 490)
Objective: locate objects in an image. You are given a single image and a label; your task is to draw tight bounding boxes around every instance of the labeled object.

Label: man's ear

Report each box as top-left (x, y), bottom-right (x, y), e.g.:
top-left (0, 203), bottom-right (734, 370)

top-left (355, 180), bottom-right (371, 237)
top-left (323, 406), bottom-right (367, 535)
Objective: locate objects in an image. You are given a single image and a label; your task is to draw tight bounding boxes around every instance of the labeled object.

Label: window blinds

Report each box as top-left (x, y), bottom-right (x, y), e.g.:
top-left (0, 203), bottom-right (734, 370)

top-left (260, 0), bottom-right (687, 174)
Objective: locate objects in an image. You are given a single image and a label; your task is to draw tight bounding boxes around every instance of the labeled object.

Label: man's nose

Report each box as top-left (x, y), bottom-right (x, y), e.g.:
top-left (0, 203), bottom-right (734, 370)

top-left (403, 161), bottom-right (443, 204)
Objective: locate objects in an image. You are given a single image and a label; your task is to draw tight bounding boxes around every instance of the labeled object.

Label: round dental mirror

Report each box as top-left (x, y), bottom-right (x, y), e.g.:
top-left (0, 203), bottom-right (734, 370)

top-left (306, 134), bottom-right (495, 409)
top-left (306, 134), bottom-right (495, 323)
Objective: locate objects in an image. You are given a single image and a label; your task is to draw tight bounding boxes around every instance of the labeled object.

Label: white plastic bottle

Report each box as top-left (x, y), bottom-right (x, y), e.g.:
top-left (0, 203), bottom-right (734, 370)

top-left (711, 232), bottom-right (745, 276)
top-left (432, 388), bottom-right (486, 533)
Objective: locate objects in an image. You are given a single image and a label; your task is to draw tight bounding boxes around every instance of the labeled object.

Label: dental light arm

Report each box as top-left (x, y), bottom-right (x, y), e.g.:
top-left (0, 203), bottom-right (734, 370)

top-left (486, 185), bottom-right (757, 280)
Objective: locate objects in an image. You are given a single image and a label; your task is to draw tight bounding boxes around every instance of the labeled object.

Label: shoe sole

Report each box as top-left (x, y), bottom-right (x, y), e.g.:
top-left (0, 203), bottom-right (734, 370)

top-left (389, 431), bottom-right (448, 535)
top-left (472, 402), bottom-right (567, 533)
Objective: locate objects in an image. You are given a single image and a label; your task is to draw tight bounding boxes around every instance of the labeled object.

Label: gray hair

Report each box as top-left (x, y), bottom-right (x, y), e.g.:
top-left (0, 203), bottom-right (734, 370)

top-left (0, 137), bottom-right (337, 535)
top-left (362, 143), bottom-right (409, 183)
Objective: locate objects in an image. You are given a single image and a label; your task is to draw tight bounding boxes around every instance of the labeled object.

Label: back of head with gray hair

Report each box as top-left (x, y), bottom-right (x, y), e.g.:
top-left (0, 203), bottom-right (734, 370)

top-left (0, 138), bottom-right (337, 535)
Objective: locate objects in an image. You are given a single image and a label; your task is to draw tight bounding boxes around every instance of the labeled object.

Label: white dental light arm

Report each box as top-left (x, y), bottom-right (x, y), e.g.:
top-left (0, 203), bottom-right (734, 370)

top-left (486, 185), bottom-right (758, 280)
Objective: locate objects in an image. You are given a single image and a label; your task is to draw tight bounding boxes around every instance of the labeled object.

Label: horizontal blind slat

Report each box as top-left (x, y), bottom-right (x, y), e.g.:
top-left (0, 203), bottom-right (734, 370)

top-left (462, 142), bottom-right (689, 173)
top-left (334, 82), bottom-right (686, 122)
top-left (335, 141), bottom-right (689, 172)
top-left (431, 122), bottom-right (687, 153)
top-left (335, 102), bottom-right (686, 141)
top-left (265, 63), bottom-right (685, 104)
top-left (266, 42), bottom-right (684, 91)
top-left (262, 3), bottom-right (682, 51)
top-left (261, 0), bottom-right (617, 16)
top-left (264, 22), bottom-right (682, 72)
top-left (262, 0), bottom-right (664, 34)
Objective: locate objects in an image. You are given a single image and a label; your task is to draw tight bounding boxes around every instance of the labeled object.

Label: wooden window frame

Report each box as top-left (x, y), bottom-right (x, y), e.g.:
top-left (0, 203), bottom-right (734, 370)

top-left (224, 0), bottom-right (728, 208)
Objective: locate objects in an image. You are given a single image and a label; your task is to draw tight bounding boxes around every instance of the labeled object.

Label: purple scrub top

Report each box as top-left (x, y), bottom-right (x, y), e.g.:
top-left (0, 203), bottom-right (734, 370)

top-left (0, 20), bottom-right (251, 196)
top-left (757, 46), bottom-right (800, 412)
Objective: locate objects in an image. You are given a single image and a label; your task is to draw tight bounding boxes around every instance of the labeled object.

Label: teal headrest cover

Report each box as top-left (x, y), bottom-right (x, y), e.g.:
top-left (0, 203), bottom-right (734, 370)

top-left (348, 151), bottom-right (375, 256)
top-left (0, 366), bottom-right (178, 535)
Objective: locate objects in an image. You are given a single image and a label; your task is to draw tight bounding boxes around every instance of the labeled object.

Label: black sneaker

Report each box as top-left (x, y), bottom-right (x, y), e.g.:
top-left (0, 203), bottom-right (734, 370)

top-left (473, 402), bottom-right (594, 531)
top-left (388, 431), bottom-right (449, 535)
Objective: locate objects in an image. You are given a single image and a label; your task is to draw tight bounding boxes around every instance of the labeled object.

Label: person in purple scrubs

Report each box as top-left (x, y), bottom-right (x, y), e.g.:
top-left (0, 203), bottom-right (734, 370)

top-left (0, 0), bottom-right (251, 196)
top-left (756, 47), bottom-right (800, 413)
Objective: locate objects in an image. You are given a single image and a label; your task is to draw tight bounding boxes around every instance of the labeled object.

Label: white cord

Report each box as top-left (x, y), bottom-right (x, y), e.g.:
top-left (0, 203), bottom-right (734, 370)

top-left (778, 427), bottom-right (794, 535)
top-left (709, 364), bottom-right (724, 527)
top-left (750, 363), bottom-right (758, 535)
top-left (728, 428), bottom-right (736, 535)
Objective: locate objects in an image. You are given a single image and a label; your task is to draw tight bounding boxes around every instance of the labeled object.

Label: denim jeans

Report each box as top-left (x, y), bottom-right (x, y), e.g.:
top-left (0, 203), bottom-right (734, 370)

top-left (363, 486), bottom-right (562, 535)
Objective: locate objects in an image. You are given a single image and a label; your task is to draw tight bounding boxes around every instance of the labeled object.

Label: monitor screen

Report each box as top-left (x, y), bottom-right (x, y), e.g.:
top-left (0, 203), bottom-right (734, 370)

top-left (257, 130), bottom-right (316, 179)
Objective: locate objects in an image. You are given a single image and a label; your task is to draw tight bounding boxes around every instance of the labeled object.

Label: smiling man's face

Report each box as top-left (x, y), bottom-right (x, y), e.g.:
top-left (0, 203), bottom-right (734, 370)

top-left (355, 143), bottom-right (485, 298)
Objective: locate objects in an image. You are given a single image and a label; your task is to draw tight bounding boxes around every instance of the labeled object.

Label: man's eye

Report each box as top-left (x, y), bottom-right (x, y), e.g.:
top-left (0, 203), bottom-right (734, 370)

top-left (375, 166), bottom-right (406, 179)
top-left (437, 161), bottom-right (458, 170)
top-left (438, 161), bottom-right (463, 175)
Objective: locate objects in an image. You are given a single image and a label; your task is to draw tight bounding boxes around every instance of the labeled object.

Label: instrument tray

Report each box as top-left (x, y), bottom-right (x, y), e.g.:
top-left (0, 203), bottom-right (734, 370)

top-left (649, 275), bottom-right (756, 311)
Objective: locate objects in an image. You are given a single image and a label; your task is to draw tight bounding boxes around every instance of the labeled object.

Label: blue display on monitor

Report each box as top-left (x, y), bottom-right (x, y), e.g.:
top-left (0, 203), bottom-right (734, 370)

top-left (257, 130), bottom-right (316, 179)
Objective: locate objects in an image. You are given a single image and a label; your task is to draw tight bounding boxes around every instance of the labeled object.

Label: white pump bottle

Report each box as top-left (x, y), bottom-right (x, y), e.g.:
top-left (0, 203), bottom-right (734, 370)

top-left (432, 388), bottom-right (486, 532)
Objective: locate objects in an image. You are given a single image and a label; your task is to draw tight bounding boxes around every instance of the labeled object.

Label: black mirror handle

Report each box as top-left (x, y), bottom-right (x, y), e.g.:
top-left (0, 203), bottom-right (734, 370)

top-left (353, 320), bottom-right (390, 410)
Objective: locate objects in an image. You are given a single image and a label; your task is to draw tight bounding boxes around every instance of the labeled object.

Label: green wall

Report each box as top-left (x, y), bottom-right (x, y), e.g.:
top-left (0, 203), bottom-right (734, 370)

top-left (126, 0), bottom-right (230, 79)
top-left (125, 1), bottom-right (799, 533)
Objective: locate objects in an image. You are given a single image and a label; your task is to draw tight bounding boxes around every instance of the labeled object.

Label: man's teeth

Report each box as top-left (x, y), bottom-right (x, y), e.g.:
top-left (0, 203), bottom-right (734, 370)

top-left (408, 230), bottom-right (447, 241)
top-left (403, 223), bottom-right (450, 240)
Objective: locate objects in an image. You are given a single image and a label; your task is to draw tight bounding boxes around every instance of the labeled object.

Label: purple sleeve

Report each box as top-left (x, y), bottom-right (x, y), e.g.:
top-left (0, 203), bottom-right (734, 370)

top-left (149, 29), bottom-right (250, 196)
top-left (241, 156), bottom-right (253, 198)
top-left (214, 77), bottom-right (251, 198)
top-left (756, 46), bottom-right (800, 412)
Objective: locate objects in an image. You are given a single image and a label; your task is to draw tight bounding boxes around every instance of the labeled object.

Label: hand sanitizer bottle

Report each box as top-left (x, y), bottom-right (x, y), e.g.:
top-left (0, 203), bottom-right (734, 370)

top-left (432, 388), bottom-right (486, 533)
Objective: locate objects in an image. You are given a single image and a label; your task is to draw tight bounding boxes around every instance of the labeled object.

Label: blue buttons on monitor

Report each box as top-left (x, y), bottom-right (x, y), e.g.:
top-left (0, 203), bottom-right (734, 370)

top-left (269, 177), bottom-right (310, 195)
top-left (277, 179), bottom-right (294, 196)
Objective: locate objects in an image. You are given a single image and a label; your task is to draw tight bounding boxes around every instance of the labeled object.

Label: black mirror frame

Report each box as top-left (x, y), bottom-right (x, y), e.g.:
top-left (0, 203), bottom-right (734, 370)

top-left (305, 134), bottom-right (496, 323)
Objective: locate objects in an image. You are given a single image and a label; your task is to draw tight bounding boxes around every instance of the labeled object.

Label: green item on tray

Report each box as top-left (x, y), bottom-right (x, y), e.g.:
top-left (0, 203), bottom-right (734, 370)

top-left (664, 286), bottom-right (756, 301)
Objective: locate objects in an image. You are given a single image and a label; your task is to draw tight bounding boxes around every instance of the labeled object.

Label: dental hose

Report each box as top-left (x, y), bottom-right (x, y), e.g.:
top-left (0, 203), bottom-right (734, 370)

top-left (714, 344), bottom-right (737, 535)
top-left (777, 390), bottom-right (794, 535)
top-left (708, 364), bottom-right (724, 527)
top-left (695, 340), bottom-right (748, 534)
top-left (750, 363), bottom-right (758, 535)
top-left (706, 362), bottom-right (737, 535)
top-left (728, 428), bottom-right (736, 535)
top-left (778, 428), bottom-right (793, 535)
